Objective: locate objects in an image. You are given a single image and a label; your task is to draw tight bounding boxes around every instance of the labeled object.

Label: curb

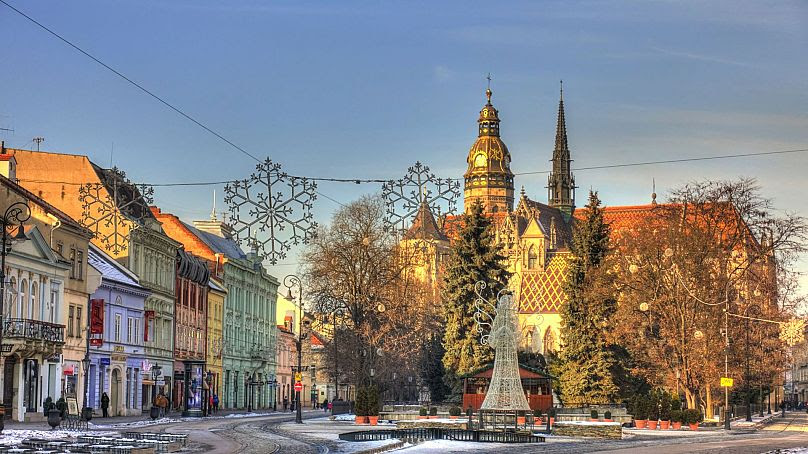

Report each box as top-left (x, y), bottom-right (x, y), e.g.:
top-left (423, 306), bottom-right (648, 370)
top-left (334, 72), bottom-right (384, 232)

top-left (354, 440), bottom-right (406, 454)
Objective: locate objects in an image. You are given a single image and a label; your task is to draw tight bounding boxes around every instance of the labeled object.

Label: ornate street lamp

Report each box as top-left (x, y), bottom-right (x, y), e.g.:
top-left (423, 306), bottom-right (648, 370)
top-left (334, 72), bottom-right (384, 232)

top-left (0, 201), bottom-right (31, 433)
top-left (284, 274), bottom-right (306, 424)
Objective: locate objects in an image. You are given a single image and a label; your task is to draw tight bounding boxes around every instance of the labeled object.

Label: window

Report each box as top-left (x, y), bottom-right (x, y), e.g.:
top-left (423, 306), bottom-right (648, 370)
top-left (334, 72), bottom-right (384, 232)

top-left (76, 307), bottom-right (82, 338)
top-left (69, 248), bottom-right (76, 279)
top-left (48, 283), bottom-right (58, 323)
top-left (134, 321), bottom-right (140, 345)
top-left (527, 246), bottom-right (538, 270)
top-left (29, 282), bottom-right (37, 319)
top-left (68, 306), bottom-right (75, 337)
top-left (147, 317), bottom-right (154, 343)
top-left (127, 317), bottom-right (134, 344)
top-left (543, 328), bottom-right (556, 354)
top-left (114, 314), bottom-right (121, 342)
top-left (55, 242), bottom-right (63, 256)
top-left (18, 279), bottom-right (26, 319)
top-left (76, 250), bottom-right (84, 280)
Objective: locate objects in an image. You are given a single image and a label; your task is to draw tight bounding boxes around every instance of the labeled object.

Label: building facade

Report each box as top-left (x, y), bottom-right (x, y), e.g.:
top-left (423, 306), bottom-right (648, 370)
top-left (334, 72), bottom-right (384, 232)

top-left (206, 277), bottom-right (226, 406)
top-left (86, 244), bottom-right (150, 416)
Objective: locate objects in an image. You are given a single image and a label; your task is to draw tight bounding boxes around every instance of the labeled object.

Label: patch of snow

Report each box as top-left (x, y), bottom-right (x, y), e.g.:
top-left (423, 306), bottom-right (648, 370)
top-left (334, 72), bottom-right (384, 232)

top-left (0, 429), bottom-right (117, 446)
top-left (405, 418), bottom-right (467, 424)
top-left (763, 449), bottom-right (808, 454)
top-left (333, 439), bottom-right (401, 453)
top-left (396, 439), bottom-right (512, 452)
top-left (89, 411), bottom-right (276, 429)
top-left (333, 413), bottom-right (357, 421)
top-left (222, 412), bottom-right (273, 419)
top-left (555, 420), bottom-right (622, 426)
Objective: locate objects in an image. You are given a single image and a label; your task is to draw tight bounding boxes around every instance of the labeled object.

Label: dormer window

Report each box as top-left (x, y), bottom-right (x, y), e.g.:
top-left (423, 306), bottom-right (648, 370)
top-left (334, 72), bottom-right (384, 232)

top-left (527, 245), bottom-right (538, 270)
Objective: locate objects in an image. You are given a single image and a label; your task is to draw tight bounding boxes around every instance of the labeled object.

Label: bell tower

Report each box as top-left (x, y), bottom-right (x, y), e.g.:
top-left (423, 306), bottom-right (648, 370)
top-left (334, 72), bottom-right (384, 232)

top-left (547, 81), bottom-right (576, 220)
top-left (463, 83), bottom-right (514, 214)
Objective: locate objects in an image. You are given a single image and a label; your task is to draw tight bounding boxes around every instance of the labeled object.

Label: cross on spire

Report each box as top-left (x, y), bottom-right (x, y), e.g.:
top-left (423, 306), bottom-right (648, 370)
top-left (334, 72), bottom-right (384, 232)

top-left (485, 73), bottom-right (493, 104)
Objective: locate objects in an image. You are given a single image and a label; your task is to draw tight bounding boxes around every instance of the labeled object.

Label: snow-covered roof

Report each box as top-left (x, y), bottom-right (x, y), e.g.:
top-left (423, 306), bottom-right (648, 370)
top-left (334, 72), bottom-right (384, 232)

top-left (87, 243), bottom-right (143, 289)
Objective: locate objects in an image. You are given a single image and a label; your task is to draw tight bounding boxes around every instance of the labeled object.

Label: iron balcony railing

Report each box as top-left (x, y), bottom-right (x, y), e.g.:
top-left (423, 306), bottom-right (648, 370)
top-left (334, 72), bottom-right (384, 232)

top-left (3, 318), bottom-right (65, 343)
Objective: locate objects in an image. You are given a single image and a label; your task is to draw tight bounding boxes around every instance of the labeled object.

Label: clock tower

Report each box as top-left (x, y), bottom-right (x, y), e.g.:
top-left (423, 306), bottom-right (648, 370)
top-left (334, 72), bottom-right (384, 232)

top-left (463, 87), bottom-right (514, 214)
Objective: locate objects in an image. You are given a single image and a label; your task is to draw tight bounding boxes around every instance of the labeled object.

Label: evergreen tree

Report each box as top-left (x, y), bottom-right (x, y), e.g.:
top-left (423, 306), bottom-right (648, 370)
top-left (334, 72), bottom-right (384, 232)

top-left (442, 201), bottom-right (511, 392)
top-left (420, 334), bottom-right (449, 402)
top-left (558, 190), bottom-right (619, 405)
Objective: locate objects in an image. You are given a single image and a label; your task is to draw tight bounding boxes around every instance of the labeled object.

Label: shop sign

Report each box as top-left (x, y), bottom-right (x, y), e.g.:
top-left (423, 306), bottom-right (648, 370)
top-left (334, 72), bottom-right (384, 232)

top-left (63, 365), bottom-right (75, 375)
top-left (100, 358), bottom-right (111, 366)
top-left (111, 355), bottom-right (127, 362)
top-left (142, 360), bottom-right (152, 372)
top-left (114, 346), bottom-right (125, 352)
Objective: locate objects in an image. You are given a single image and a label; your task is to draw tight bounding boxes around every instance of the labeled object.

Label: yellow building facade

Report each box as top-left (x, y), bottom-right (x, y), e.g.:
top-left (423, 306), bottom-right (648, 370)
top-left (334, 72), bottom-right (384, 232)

top-left (207, 277), bottom-right (226, 401)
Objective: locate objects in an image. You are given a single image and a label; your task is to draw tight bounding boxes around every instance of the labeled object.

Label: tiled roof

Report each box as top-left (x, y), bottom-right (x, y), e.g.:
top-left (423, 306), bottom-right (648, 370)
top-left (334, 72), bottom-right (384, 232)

top-left (520, 197), bottom-right (572, 247)
top-left (87, 243), bottom-right (144, 289)
top-left (182, 222), bottom-right (247, 260)
top-left (575, 204), bottom-right (662, 233)
top-left (519, 252), bottom-right (570, 313)
top-left (0, 174), bottom-right (87, 232)
top-left (403, 202), bottom-right (449, 241)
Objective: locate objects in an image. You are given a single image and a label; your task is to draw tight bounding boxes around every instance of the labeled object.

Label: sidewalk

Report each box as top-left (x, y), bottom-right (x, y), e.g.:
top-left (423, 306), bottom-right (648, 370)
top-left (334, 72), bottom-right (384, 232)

top-left (1, 407), bottom-right (302, 432)
top-left (731, 411), bottom-right (779, 430)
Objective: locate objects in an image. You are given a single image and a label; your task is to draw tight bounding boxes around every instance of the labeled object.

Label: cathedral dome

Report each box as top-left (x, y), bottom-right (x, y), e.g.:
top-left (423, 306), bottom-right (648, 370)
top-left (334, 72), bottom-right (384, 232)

top-left (463, 87), bottom-right (515, 214)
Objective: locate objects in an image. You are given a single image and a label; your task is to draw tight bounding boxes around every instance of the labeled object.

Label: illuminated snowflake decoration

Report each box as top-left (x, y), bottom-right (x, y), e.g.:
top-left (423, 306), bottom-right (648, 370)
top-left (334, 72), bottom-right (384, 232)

top-left (779, 318), bottom-right (806, 347)
top-left (79, 167), bottom-right (154, 254)
top-left (224, 158), bottom-right (318, 265)
top-left (381, 161), bottom-right (460, 237)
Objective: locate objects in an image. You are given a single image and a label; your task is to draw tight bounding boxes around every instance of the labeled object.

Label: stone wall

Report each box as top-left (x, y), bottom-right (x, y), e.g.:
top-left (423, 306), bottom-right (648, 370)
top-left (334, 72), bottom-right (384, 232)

top-left (552, 421), bottom-right (622, 439)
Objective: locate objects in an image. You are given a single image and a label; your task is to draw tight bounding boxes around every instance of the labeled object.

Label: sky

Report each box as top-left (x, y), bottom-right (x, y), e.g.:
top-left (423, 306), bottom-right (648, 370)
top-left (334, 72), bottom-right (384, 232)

top-left (1, 0), bottom-right (807, 293)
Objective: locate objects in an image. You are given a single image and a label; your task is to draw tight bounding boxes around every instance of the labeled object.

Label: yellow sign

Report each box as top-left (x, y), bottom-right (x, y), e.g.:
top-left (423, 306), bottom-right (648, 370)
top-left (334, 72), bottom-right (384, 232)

top-left (720, 377), bottom-right (734, 387)
top-left (294, 372), bottom-right (302, 382)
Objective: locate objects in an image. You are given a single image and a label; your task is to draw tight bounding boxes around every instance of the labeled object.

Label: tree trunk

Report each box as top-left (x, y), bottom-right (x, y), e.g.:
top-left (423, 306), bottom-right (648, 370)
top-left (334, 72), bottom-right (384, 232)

top-left (685, 388), bottom-right (696, 409)
top-left (706, 386), bottom-right (714, 419)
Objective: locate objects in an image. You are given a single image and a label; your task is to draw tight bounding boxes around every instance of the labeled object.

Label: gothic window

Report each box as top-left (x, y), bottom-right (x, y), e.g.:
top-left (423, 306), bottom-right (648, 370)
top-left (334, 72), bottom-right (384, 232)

top-left (543, 328), bottom-right (556, 354)
top-left (522, 327), bottom-right (534, 352)
top-left (527, 245), bottom-right (538, 270)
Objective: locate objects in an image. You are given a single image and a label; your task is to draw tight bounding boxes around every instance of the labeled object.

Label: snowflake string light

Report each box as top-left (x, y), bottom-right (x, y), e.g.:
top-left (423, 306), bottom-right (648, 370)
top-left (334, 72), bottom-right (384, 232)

top-left (381, 161), bottom-right (460, 237)
top-left (224, 158), bottom-right (318, 265)
top-left (78, 167), bottom-right (154, 254)
top-left (779, 318), bottom-right (806, 347)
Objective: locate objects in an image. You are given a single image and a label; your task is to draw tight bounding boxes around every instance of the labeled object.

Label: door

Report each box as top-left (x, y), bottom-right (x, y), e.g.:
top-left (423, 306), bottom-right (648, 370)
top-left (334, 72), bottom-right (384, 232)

top-left (110, 369), bottom-right (120, 416)
top-left (3, 356), bottom-right (16, 419)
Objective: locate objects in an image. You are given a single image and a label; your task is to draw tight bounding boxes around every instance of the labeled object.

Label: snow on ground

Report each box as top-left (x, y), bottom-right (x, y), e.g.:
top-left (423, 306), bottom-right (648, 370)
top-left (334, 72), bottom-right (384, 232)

top-left (395, 440), bottom-right (510, 453)
top-left (333, 413), bottom-right (356, 421)
top-left (332, 439), bottom-right (402, 453)
top-left (763, 449), bottom-right (808, 454)
top-left (0, 429), bottom-right (117, 446)
top-left (89, 411), bottom-right (277, 429)
top-left (555, 420), bottom-right (621, 426)
top-left (405, 418), bottom-right (467, 424)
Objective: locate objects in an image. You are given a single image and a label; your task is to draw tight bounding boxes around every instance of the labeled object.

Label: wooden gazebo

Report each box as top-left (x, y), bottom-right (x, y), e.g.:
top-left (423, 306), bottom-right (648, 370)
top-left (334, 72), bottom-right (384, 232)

top-left (461, 364), bottom-right (553, 412)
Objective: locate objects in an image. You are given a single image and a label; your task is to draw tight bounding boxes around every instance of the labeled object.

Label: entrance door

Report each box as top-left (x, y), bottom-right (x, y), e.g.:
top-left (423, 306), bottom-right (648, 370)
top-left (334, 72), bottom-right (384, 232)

top-left (3, 356), bottom-right (17, 419)
top-left (110, 369), bottom-right (120, 416)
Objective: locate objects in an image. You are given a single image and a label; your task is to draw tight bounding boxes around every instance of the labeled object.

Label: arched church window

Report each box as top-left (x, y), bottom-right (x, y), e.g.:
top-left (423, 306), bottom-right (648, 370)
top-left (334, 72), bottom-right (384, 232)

top-left (527, 246), bottom-right (538, 270)
top-left (474, 153), bottom-right (486, 168)
top-left (543, 328), bottom-right (556, 354)
top-left (549, 218), bottom-right (557, 249)
top-left (18, 279), bottom-right (27, 318)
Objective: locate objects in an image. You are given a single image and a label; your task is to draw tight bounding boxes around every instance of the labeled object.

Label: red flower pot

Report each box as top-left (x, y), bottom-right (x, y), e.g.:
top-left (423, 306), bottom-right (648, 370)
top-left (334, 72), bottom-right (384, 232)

top-left (660, 420), bottom-right (670, 430)
top-left (517, 416), bottom-right (526, 425)
top-left (368, 416), bottom-right (378, 426)
top-left (428, 415), bottom-right (438, 419)
top-left (449, 416), bottom-right (458, 420)
top-left (634, 419), bottom-right (647, 429)
top-left (604, 419), bottom-right (614, 422)
top-left (417, 416), bottom-right (428, 420)
top-left (689, 423), bottom-right (699, 431)
top-left (647, 420), bottom-right (658, 430)
top-left (672, 422), bottom-right (682, 430)
top-left (355, 416), bottom-right (367, 424)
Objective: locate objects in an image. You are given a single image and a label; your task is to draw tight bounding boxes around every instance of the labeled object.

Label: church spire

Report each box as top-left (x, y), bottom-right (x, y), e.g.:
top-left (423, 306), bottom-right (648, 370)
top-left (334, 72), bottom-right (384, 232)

top-left (547, 80), bottom-right (576, 220)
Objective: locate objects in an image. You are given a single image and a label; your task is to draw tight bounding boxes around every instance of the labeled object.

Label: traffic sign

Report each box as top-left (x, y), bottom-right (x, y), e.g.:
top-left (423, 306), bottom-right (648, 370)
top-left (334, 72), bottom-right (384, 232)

top-left (294, 382), bottom-right (303, 392)
top-left (720, 377), bottom-right (734, 387)
top-left (294, 372), bottom-right (302, 382)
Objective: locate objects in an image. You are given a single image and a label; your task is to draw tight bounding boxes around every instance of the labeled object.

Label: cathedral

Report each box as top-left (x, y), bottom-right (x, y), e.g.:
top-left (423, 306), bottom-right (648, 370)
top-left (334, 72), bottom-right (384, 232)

top-left (405, 84), bottom-right (580, 355)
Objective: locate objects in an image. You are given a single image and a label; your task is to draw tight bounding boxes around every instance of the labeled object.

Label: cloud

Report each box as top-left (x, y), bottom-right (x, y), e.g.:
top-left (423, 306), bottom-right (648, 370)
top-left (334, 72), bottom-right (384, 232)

top-left (433, 65), bottom-right (453, 82)
top-left (649, 46), bottom-right (751, 67)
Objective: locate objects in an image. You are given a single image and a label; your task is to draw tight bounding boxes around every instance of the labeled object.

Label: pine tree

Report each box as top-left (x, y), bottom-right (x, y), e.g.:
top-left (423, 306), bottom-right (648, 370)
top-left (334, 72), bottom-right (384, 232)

top-left (420, 334), bottom-right (449, 402)
top-left (558, 190), bottom-right (619, 405)
top-left (442, 201), bottom-right (511, 393)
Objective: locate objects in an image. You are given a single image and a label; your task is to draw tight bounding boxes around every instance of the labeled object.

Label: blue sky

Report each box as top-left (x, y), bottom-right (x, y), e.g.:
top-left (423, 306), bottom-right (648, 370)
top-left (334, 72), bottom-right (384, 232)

top-left (1, 0), bottom-right (807, 291)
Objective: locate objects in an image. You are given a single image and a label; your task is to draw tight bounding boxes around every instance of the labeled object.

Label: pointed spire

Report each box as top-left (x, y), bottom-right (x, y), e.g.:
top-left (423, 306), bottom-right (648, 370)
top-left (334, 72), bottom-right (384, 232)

top-left (554, 80), bottom-right (569, 155)
top-left (651, 179), bottom-right (657, 205)
top-left (547, 80), bottom-right (576, 220)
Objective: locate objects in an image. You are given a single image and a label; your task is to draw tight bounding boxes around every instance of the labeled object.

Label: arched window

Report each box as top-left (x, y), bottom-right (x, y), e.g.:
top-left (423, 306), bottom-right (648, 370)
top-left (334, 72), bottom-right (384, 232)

top-left (543, 328), bottom-right (556, 354)
top-left (527, 246), bottom-right (538, 270)
top-left (18, 279), bottom-right (27, 319)
top-left (29, 281), bottom-right (38, 320)
top-left (522, 327), bottom-right (535, 352)
top-left (6, 276), bottom-right (16, 316)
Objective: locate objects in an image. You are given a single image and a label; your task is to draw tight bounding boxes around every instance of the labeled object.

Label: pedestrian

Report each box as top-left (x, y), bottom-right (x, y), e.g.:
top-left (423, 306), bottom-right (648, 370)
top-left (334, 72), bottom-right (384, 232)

top-left (323, 398), bottom-right (329, 413)
top-left (328, 401), bottom-right (333, 413)
top-left (283, 397), bottom-right (289, 411)
top-left (156, 392), bottom-right (169, 417)
top-left (208, 394), bottom-right (214, 416)
top-left (101, 392), bottom-right (110, 418)
top-left (213, 393), bottom-right (219, 413)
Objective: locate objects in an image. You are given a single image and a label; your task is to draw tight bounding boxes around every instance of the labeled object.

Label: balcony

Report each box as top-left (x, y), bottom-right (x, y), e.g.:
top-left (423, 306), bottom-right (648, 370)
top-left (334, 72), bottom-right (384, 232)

top-left (2, 319), bottom-right (65, 356)
top-left (250, 346), bottom-right (274, 363)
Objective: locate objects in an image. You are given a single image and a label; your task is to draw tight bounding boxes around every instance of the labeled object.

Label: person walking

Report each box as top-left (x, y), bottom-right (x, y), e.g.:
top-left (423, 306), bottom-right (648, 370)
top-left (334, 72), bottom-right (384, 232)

top-left (213, 394), bottom-right (219, 413)
top-left (101, 392), bottom-right (110, 418)
top-left (323, 398), bottom-right (329, 413)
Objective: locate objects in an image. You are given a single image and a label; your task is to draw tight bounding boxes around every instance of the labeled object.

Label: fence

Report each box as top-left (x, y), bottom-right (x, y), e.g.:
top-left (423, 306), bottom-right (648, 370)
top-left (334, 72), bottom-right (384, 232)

top-left (339, 428), bottom-right (544, 444)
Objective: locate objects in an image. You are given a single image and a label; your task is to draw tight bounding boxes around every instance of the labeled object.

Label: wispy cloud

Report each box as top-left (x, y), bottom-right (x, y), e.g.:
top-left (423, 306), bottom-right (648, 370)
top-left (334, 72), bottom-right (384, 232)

top-left (649, 46), bottom-right (751, 67)
top-left (433, 65), bottom-right (453, 83)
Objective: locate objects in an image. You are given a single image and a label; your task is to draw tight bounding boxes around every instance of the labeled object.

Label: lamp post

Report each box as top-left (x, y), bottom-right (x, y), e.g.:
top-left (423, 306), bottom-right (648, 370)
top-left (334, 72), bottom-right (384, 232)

top-left (0, 201), bottom-right (31, 433)
top-left (284, 274), bottom-right (306, 424)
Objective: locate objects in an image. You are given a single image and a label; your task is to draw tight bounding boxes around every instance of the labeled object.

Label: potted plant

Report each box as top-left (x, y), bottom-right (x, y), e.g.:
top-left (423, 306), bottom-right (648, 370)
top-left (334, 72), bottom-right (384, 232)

top-left (647, 399), bottom-right (659, 430)
top-left (517, 410), bottom-right (526, 425)
top-left (47, 407), bottom-right (61, 429)
top-left (150, 404), bottom-right (160, 420)
top-left (590, 409), bottom-right (599, 421)
top-left (685, 409), bottom-right (703, 430)
top-left (604, 410), bottom-right (613, 422)
top-left (56, 397), bottom-right (68, 419)
top-left (548, 407), bottom-right (557, 427)
top-left (534, 408), bottom-right (543, 424)
top-left (659, 394), bottom-right (672, 430)
top-left (449, 406), bottom-right (461, 420)
top-left (633, 396), bottom-right (648, 429)
top-left (670, 410), bottom-right (682, 430)
top-left (43, 397), bottom-right (54, 417)
top-left (82, 406), bottom-right (93, 422)
top-left (428, 406), bottom-right (438, 419)
top-left (418, 407), bottom-right (428, 420)
top-left (354, 387), bottom-right (368, 424)
top-left (367, 386), bottom-right (379, 426)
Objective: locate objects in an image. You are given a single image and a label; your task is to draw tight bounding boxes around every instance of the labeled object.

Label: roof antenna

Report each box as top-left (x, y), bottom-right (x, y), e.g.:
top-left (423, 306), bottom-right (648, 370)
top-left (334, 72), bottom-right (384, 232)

top-left (211, 190), bottom-right (217, 221)
top-left (110, 142), bottom-right (114, 168)
top-left (33, 137), bottom-right (44, 151)
top-left (652, 178), bottom-right (657, 205)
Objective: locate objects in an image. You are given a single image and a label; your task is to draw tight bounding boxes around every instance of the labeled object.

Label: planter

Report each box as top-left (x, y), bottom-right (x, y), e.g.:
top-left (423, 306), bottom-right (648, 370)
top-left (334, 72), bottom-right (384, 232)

top-left (590, 418), bottom-right (600, 422)
top-left (428, 415), bottom-right (438, 419)
top-left (47, 409), bottom-right (61, 429)
top-left (688, 423), bottom-right (699, 431)
top-left (549, 417), bottom-right (555, 427)
top-left (647, 420), bottom-right (658, 430)
top-left (150, 406), bottom-right (160, 420)
top-left (517, 416), bottom-right (526, 425)
top-left (368, 416), bottom-right (378, 426)
top-left (82, 407), bottom-right (93, 422)
top-left (355, 416), bottom-right (367, 424)
top-left (417, 416), bottom-right (428, 420)
top-left (449, 416), bottom-right (458, 420)
top-left (634, 419), bottom-right (647, 429)
top-left (603, 419), bottom-right (613, 422)
top-left (660, 420), bottom-right (670, 430)
top-left (672, 422), bottom-right (682, 430)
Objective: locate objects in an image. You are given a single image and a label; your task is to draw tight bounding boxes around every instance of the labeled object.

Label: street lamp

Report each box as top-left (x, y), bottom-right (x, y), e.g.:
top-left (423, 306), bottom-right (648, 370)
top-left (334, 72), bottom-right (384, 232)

top-left (744, 304), bottom-right (762, 422)
top-left (284, 274), bottom-right (306, 424)
top-left (0, 201), bottom-right (31, 433)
